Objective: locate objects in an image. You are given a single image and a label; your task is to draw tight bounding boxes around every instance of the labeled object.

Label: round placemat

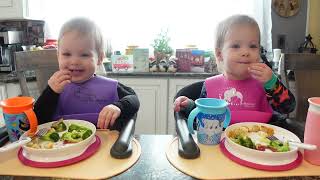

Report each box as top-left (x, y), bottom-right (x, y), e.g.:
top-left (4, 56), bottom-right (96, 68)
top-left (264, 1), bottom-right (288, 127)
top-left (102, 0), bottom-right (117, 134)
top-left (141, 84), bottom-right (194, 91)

top-left (166, 137), bottom-right (305, 180)
top-left (0, 130), bottom-right (141, 180)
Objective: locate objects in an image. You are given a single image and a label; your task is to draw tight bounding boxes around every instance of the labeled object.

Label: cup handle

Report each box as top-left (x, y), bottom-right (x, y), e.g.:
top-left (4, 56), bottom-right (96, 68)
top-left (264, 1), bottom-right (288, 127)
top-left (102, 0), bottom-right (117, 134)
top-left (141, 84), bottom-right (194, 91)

top-left (223, 107), bottom-right (231, 128)
top-left (187, 107), bottom-right (199, 134)
top-left (23, 109), bottom-right (38, 136)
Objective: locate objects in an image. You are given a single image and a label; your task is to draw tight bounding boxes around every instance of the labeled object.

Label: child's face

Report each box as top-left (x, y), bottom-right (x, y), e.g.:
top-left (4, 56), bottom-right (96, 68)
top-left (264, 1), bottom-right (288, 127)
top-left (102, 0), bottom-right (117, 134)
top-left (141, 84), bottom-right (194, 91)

top-left (216, 24), bottom-right (260, 80)
top-left (58, 31), bottom-right (100, 83)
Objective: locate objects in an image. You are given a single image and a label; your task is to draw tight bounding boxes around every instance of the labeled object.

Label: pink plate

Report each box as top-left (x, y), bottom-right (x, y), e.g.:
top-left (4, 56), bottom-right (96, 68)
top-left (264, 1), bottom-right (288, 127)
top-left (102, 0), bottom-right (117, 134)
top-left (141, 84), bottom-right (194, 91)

top-left (18, 135), bottom-right (101, 168)
top-left (220, 138), bottom-right (302, 171)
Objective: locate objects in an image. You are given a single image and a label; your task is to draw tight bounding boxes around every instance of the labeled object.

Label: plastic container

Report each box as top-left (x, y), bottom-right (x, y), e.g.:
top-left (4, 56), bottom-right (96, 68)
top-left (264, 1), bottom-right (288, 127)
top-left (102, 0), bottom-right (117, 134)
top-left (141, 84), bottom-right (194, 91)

top-left (304, 97), bottom-right (320, 165)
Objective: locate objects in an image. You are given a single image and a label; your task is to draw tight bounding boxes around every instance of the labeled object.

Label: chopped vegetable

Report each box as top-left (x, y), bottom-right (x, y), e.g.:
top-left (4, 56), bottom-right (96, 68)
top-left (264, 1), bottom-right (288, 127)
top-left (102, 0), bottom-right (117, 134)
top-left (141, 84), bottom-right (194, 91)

top-left (82, 129), bottom-right (93, 140)
top-left (40, 129), bottom-right (60, 142)
top-left (231, 135), bottom-right (255, 149)
top-left (68, 124), bottom-right (90, 132)
top-left (51, 119), bottom-right (67, 132)
top-left (61, 124), bottom-right (93, 143)
top-left (228, 125), bottom-right (290, 152)
top-left (270, 140), bottom-right (290, 152)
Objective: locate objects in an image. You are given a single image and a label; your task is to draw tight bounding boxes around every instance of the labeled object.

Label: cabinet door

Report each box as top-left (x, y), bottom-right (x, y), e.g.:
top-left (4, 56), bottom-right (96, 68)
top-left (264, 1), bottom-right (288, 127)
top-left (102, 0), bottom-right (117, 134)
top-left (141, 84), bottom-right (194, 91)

top-left (5, 83), bottom-right (21, 98)
top-left (117, 78), bottom-right (168, 134)
top-left (0, 84), bottom-right (7, 100)
top-left (0, 84), bottom-right (7, 127)
top-left (167, 78), bottom-right (203, 134)
top-left (0, 0), bottom-right (44, 20)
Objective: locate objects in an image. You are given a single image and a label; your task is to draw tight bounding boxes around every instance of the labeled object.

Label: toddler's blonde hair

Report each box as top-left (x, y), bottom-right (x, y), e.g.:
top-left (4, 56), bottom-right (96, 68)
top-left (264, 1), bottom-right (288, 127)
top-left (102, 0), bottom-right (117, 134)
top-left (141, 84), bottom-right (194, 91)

top-left (214, 15), bottom-right (261, 73)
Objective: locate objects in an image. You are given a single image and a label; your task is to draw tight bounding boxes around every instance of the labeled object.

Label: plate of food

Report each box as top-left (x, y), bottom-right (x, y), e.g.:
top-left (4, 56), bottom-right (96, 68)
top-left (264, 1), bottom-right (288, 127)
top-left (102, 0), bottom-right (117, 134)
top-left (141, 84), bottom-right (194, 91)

top-left (222, 122), bottom-right (302, 168)
top-left (19, 119), bottom-right (97, 162)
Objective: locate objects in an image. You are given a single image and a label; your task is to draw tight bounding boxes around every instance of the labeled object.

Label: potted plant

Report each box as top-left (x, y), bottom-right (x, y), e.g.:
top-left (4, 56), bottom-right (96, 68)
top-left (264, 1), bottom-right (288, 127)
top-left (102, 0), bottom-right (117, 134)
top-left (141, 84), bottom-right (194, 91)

top-left (151, 29), bottom-right (173, 65)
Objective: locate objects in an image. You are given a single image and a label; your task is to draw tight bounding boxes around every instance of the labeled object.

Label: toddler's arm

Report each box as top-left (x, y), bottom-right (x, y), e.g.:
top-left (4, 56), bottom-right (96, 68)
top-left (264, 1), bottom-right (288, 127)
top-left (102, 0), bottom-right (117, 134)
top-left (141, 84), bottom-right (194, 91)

top-left (264, 74), bottom-right (296, 114)
top-left (97, 82), bottom-right (140, 130)
top-left (34, 70), bottom-right (71, 124)
top-left (249, 63), bottom-right (296, 114)
top-left (173, 84), bottom-right (207, 116)
top-left (34, 85), bottom-right (60, 124)
top-left (113, 82), bottom-right (140, 119)
top-left (174, 96), bottom-right (192, 112)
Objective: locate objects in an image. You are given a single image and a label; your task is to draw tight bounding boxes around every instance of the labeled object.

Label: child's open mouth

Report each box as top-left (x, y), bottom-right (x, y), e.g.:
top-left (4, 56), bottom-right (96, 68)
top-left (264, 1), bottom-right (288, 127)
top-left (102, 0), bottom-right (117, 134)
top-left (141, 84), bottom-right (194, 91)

top-left (70, 69), bottom-right (84, 76)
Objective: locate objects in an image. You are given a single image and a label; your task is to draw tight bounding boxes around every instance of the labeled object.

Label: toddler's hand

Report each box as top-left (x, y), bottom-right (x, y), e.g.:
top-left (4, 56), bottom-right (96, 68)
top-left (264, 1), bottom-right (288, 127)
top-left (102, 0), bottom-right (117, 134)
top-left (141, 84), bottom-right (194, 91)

top-left (48, 70), bottom-right (71, 93)
top-left (248, 63), bottom-right (273, 83)
top-left (97, 104), bottom-right (121, 129)
top-left (174, 96), bottom-right (191, 112)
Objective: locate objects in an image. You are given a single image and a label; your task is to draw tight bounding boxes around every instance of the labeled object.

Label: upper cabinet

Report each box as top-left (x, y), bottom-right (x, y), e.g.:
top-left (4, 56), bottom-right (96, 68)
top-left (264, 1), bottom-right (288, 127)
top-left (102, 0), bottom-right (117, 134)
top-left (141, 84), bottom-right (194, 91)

top-left (0, 0), bottom-right (44, 20)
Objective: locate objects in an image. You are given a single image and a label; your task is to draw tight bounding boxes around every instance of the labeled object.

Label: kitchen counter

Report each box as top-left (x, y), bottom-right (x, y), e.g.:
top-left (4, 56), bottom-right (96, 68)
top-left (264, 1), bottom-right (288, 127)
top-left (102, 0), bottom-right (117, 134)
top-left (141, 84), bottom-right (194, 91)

top-left (106, 71), bottom-right (216, 78)
top-left (0, 71), bottom-right (217, 84)
top-left (0, 72), bottom-right (36, 83)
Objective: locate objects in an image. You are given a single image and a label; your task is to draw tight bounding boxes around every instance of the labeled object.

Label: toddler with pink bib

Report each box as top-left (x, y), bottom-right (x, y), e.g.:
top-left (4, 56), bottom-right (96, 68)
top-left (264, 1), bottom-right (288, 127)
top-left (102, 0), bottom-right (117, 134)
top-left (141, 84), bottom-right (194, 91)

top-left (174, 15), bottom-right (295, 125)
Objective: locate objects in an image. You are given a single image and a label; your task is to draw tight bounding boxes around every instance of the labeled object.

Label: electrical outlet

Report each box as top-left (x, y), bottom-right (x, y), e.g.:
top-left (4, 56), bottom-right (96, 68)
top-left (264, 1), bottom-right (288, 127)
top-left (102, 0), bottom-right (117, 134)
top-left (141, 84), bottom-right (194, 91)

top-left (277, 34), bottom-right (286, 50)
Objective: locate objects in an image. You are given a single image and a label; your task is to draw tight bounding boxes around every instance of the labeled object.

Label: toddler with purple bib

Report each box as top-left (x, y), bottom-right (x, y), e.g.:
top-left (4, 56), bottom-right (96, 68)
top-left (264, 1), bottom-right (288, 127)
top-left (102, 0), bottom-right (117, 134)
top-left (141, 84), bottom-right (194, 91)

top-left (34, 17), bottom-right (139, 131)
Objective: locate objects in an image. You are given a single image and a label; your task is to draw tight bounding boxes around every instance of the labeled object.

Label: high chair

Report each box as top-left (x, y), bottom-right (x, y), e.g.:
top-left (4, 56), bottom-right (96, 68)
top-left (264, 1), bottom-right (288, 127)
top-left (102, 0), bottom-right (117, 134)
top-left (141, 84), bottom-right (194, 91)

top-left (15, 50), bottom-right (137, 159)
top-left (15, 49), bottom-right (59, 98)
top-left (174, 81), bottom-right (204, 159)
top-left (277, 53), bottom-right (320, 141)
top-left (173, 63), bottom-right (316, 158)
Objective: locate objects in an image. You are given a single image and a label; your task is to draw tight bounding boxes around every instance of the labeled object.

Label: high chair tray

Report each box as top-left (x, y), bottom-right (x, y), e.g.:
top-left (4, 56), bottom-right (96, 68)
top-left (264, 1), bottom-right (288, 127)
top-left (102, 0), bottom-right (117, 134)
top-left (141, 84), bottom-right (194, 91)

top-left (166, 137), bottom-right (320, 180)
top-left (0, 130), bottom-right (141, 180)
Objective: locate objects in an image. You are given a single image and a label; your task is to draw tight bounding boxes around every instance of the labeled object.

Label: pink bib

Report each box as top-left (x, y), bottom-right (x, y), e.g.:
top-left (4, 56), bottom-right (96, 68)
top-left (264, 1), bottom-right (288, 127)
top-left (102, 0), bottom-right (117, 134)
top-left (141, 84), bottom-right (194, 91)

top-left (205, 75), bottom-right (272, 124)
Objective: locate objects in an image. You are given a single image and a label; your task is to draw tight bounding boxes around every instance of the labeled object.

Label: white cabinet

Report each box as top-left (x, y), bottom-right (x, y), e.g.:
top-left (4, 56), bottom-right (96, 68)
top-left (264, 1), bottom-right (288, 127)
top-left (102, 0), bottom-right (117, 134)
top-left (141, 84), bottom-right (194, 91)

top-left (167, 78), bottom-right (203, 134)
top-left (0, 83), bottom-right (8, 127)
top-left (0, 0), bottom-right (44, 20)
top-left (5, 82), bottom-right (21, 97)
top-left (117, 78), bottom-right (168, 134)
top-left (0, 84), bottom-right (7, 100)
top-left (1, 82), bottom-right (38, 99)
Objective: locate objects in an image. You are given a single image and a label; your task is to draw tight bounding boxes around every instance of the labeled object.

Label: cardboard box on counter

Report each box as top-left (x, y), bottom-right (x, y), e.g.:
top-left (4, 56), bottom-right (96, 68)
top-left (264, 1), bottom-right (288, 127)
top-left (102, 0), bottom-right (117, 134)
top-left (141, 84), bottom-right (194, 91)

top-left (190, 50), bottom-right (205, 73)
top-left (111, 55), bottom-right (134, 73)
top-left (176, 49), bottom-right (192, 72)
top-left (133, 48), bottom-right (149, 72)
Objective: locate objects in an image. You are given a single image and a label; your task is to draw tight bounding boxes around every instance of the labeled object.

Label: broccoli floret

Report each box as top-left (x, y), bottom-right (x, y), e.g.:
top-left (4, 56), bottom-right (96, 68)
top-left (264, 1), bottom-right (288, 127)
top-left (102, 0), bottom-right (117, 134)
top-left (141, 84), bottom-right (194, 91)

top-left (82, 129), bottom-right (93, 140)
top-left (269, 140), bottom-right (290, 152)
top-left (68, 124), bottom-right (90, 132)
top-left (40, 131), bottom-right (60, 142)
top-left (51, 121), bottom-right (67, 132)
top-left (61, 132), bottom-right (82, 143)
top-left (234, 135), bottom-right (255, 149)
top-left (62, 124), bottom-right (93, 143)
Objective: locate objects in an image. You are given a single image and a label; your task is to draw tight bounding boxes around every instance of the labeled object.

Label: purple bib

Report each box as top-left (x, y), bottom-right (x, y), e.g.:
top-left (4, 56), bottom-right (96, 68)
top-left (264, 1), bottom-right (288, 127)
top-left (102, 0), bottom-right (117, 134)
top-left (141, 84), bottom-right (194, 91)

top-left (53, 76), bottom-right (119, 125)
top-left (205, 74), bottom-right (272, 124)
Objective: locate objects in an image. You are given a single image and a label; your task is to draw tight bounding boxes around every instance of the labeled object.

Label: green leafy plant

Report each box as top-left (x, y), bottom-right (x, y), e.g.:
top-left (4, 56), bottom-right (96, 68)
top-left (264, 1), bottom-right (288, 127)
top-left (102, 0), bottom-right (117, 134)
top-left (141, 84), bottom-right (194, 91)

top-left (151, 29), bottom-right (173, 55)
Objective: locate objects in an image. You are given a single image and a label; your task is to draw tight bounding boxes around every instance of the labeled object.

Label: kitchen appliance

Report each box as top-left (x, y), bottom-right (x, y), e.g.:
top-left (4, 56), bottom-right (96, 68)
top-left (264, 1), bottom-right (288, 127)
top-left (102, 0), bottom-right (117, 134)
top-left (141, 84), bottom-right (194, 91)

top-left (0, 31), bottom-right (23, 72)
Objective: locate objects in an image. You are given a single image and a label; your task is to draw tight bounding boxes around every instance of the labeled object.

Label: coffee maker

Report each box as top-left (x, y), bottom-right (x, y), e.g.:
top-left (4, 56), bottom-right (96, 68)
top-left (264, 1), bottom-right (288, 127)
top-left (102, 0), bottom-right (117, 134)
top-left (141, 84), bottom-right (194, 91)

top-left (0, 31), bottom-right (23, 72)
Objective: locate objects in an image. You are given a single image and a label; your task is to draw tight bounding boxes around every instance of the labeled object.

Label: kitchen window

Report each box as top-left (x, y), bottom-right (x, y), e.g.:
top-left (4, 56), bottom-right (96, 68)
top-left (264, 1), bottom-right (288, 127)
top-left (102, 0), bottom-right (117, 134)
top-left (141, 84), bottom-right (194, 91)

top-left (42, 0), bottom-right (272, 53)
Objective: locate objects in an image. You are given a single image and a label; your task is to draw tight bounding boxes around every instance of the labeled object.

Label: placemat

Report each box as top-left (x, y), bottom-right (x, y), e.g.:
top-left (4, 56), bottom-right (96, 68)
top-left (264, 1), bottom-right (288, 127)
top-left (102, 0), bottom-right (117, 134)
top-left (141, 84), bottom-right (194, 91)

top-left (166, 137), bottom-right (320, 180)
top-left (0, 130), bottom-right (141, 179)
